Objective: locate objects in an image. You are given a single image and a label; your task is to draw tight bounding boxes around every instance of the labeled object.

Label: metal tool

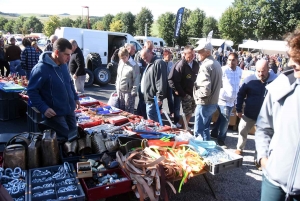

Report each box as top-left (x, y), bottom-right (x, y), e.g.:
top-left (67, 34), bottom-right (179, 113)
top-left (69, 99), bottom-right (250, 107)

top-left (163, 110), bottom-right (176, 128)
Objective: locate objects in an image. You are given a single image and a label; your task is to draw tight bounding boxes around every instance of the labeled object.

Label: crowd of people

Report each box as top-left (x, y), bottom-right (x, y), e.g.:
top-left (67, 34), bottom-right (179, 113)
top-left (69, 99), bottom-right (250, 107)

top-left (0, 26), bottom-right (299, 200)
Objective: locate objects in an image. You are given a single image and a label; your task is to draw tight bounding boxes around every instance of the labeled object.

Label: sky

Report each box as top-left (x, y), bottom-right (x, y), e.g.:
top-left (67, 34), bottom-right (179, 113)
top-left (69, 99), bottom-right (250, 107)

top-left (0, 0), bottom-right (234, 20)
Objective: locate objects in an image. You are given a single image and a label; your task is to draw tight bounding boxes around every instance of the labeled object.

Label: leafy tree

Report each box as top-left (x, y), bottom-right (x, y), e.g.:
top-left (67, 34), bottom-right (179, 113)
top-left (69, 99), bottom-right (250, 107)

top-left (218, 6), bottom-right (245, 44)
top-left (110, 20), bottom-right (123, 32)
top-left (44, 16), bottom-right (61, 37)
top-left (134, 7), bottom-right (154, 36)
top-left (24, 16), bottom-right (43, 33)
top-left (4, 20), bottom-right (15, 33)
top-left (121, 12), bottom-right (135, 34)
top-left (102, 14), bottom-right (114, 31)
top-left (0, 17), bottom-right (8, 31)
top-left (72, 17), bottom-right (88, 28)
top-left (60, 17), bottom-right (74, 27)
top-left (13, 16), bottom-right (26, 34)
top-left (186, 8), bottom-right (206, 38)
top-left (157, 12), bottom-right (176, 46)
top-left (202, 17), bottom-right (219, 38)
top-left (92, 20), bottom-right (104, 30)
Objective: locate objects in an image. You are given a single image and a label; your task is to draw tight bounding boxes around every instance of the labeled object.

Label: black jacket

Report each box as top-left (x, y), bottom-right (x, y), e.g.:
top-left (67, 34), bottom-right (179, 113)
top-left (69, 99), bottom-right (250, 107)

top-left (142, 56), bottom-right (167, 103)
top-left (236, 71), bottom-right (277, 120)
top-left (68, 47), bottom-right (86, 76)
top-left (168, 59), bottom-right (199, 97)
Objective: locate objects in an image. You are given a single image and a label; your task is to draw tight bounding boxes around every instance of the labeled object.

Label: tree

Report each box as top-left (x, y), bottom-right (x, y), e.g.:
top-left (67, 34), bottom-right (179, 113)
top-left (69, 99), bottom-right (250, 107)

top-left (72, 17), bottom-right (88, 28)
top-left (13, 16), bottom-right (26, 34)
top-left (92, 20), bottom-right (104, 30)
top-left (218, 6), bottom-right (245, 44)
top-left (44, 16), bottom-right (61, 37)
top-left (0, 17), bottom-right (8, 31)
top-left (24, 16), bottom-right (43, 33)
top-left (134, 7), bottom-right (154, 36)
top-left (102, 14), bottom-right (114, 31)
top-left (186, 8), bottom-right (206, 38)
top-left (202, 17), bottom-right (219, 38)
top-left (121, 12), bottom-right (135, 34)
top-left (157, 12), bottom-right (176, 46)
top-left (4, 20), bottom-right (15, 33)
top-left (60, 17), bottom-right (74, 27)
top-left (110, 20), bottom-right (123, 32)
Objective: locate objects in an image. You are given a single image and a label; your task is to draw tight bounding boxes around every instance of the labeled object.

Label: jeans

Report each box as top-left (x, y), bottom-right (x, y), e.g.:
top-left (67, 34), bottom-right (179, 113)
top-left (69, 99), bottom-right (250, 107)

top-left (0, 60), bottom-right (10, 76)
top-left (194, 104), bottom-right (218, 141)
top-left (173, 95), bottom-right (181, 124)
top-left (146, 102), bottom-right (159, 123)
top-left (236, 115), bottom-right (256, 150)
top-left (261, 175), bottom-right (300, 201)
top-left (9, 59), bottom-right (20, 74)
top-left (211, 105), bottom-right (233, 142)
top-left (73, 75), bottom-right (86, 94)
top-left (166, 86), bottom-right (174, 114)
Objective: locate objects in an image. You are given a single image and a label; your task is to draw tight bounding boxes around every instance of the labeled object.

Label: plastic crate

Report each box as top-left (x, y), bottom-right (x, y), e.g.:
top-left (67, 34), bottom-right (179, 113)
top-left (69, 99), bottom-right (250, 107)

top-left (27, 114), bottom-right (41, 132)
top-left (205, 147), bottom-right (243, 175)
top-left (28, 163), bottom-right (85, 201)
top-left (1, 169), bottom-right (28, 201)
top-left (0, 98), bottom-right (20, 121)
top-left (27, 105), bottom-right (43, 122)
top-left (0, 90), bottom-right (20, 100)
top-left (80, 168), bottom-right (132, 201)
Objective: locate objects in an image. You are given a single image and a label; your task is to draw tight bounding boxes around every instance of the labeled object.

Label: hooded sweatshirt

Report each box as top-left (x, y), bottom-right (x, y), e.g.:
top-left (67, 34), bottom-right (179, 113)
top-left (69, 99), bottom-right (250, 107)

top-left (27, 52), bottom-right (79, 116)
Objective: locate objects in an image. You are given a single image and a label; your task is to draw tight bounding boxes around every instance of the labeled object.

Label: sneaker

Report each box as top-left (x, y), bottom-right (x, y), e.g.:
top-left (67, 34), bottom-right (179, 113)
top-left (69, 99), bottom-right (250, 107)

top-left (211, 134), bottom-right (218, 139)
top-left (217, 140), bottom-right (227, 149)
top-left (234, 149), bottom-right (243, 155)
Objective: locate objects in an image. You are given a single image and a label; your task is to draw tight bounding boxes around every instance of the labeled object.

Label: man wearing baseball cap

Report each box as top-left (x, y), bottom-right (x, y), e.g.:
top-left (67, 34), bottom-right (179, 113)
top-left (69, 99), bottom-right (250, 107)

top-left (193, 41), bottom-right (222, 141)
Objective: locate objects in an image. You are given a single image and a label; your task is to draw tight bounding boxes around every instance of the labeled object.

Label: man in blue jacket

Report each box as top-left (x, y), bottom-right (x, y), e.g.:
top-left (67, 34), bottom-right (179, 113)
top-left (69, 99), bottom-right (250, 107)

top-left (235, 60), bottom-right (277, 155)
top-left (27, 38), bottom-right (80, 141)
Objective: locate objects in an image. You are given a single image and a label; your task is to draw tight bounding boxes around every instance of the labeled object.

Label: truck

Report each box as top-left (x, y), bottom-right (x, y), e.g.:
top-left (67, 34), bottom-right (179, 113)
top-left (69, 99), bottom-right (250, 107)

top-left (55, 27), bottom-right (143, 86)
top-left (134, 36), bottom-right (166, 48)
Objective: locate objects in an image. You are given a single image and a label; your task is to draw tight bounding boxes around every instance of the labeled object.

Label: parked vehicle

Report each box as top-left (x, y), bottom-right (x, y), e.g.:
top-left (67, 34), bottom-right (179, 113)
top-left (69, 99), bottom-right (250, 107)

top-left (55, 27), bottom-right (143, 86)
top-left (134, 36), bottom-right (167, 48)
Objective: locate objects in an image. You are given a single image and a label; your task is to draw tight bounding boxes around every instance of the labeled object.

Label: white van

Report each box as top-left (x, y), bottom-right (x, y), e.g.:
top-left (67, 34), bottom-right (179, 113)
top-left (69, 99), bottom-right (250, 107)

top-left (55, 27), bottom-right (143, 86)
top-left (134, 36), bottom-right (166, 48)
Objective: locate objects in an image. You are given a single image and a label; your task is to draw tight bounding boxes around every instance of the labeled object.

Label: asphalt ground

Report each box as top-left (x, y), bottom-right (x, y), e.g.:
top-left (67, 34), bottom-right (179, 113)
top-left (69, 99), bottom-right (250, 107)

top-left (0, 83), bottom-right (262, 201)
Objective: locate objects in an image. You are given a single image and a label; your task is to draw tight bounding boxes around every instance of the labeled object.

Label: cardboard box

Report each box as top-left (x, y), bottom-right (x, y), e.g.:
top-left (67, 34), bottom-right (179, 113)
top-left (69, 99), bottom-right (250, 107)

top-left (77, 162), bottom-right (93, 178)
top-left (211, 106), bottom-right (238, 127)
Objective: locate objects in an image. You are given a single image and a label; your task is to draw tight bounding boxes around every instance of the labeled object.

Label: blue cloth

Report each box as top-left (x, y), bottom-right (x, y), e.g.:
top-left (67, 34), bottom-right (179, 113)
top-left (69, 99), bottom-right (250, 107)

top-left (211, 105), bottom-right (234, 142)
top-left (27, 52), bottom-right (79, 116)
top-left (194, 104), bottom-right (218, 141)
top-left (146, 102), bottom-right (159, 123)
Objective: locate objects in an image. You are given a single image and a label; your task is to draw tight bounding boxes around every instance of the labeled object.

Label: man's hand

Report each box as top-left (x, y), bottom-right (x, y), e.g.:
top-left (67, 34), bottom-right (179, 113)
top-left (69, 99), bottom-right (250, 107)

top-left (73, 74), bottom-right (77, 79)
top-left (175, 91), bottom-right (179, 96)
top-left (44, 108), bottom-right (56, 118)
top-left (76, 100), bottom-right (81, 109)
top-left (158, 101), bottom-right (162, 106)
top-left (260, 157), bottom-right (268, 169)
top-left (236, 112), bottom-right (243, 118)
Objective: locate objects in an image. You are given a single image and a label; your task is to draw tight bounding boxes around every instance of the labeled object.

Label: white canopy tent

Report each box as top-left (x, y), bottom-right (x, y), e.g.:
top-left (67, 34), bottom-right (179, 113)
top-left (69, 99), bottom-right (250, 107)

top-left (238, 40), bottom-right (288, 56)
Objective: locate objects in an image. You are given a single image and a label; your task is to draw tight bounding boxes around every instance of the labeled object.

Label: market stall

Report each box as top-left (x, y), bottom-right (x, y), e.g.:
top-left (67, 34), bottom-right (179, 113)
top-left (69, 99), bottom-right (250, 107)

top-left (0, 95), bottom-right (243, 201)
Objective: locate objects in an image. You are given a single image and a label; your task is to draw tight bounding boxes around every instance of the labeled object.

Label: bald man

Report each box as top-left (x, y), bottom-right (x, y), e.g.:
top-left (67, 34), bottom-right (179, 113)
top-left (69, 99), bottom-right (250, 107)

top-left (234, 60), bottom-right (278, 155)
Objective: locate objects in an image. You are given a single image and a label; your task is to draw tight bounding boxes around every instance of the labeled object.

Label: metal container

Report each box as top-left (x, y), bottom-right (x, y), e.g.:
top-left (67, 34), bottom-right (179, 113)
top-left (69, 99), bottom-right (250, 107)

top-left (41, 130), bottom-right (60, 167)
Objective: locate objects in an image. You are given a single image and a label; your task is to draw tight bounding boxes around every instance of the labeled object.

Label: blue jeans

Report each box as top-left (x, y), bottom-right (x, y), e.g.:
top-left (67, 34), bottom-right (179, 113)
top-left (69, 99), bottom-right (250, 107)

top-left (211, 105), bottom-right (233, 142)
top-left (194, 104), bottom-right (218, 141)
top-left (261, 175), bottom-right (300, 201)
top-left (173, 95), bottom-right (181, 124)
top-left (9, 59), bottom-right (20, 74)
top-left (167, 86), bottom-right (174, 115)
top-left (146, 102), bottom-right (159, 123)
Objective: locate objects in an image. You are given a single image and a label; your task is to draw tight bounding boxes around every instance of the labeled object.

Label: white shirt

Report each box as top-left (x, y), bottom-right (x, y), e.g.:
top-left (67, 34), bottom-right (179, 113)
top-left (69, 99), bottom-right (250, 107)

top-left (218, 65), bottom-right (242, 107)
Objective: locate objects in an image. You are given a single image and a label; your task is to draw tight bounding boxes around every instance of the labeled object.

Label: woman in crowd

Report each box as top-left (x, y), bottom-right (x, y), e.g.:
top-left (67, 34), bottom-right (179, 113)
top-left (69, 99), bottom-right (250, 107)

top-left (115, 47), bottom-right (140, 114)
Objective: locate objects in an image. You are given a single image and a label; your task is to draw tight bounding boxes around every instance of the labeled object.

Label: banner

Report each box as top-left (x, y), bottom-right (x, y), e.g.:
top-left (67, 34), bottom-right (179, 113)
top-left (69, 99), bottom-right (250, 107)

top-left (174, 7), bottom-right (185, 38)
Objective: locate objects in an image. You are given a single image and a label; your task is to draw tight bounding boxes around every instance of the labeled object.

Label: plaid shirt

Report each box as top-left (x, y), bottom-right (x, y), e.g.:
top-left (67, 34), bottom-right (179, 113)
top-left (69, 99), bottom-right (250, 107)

top-left (21, 46), bottom-right (41, 70)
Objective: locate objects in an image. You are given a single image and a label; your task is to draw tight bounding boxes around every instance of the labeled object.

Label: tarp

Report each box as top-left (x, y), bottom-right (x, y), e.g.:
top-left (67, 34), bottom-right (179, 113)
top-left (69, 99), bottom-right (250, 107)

top-left (195, 38), bottom-right (233, 47)
top-left (238, 40), bottom-right (288, 56)
top-left (238, 40), bottom-right (260, 49)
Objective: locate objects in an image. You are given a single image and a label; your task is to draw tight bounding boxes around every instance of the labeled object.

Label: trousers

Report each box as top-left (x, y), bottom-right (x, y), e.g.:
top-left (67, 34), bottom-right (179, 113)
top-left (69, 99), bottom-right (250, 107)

top-left (236, 115), bottom-right (256, 150)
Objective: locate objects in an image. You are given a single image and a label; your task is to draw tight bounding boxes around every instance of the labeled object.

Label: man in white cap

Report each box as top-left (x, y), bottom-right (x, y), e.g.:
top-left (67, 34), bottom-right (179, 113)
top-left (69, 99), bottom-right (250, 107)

top-left (193, 41), bottom-right (222, 141)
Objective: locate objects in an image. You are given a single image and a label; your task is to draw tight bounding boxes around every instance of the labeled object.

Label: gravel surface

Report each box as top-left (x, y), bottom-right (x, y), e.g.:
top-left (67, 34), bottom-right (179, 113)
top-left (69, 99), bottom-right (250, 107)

top-left (0, 83), bottom-right (263, 201)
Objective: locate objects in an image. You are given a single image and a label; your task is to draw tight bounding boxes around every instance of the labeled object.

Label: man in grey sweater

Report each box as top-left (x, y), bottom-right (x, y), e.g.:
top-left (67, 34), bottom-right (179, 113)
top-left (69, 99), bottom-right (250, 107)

top-left (140, 48), bottom-right (167, 122)
top-left (193, 41), bottom-right (222, 141)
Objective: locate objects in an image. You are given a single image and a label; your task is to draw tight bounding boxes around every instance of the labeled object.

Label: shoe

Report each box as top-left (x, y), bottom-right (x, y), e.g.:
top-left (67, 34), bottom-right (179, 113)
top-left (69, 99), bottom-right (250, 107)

top-left (234, 149), bottom-right (243, 155)
top-left (217, 140), bottom-right (227, 149)
top-left (211, 134), bottom-right (218, 139)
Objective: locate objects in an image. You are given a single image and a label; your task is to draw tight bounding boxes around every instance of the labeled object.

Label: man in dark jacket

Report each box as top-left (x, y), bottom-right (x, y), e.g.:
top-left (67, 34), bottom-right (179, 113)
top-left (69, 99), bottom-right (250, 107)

top-left (0, 39), bottom-right (10, 76)
top-left (168, 45), bottom-right (199, 129)
top-left (69, 39), bottom-right (86, 94)
top-left (44, 35), bottom-right (58, 52)
top-left (140, 48), bottom-right (167, 122)
top-left (5, 37), bottom-right (21, 74)
top-left (27, 38), bottom-right (80, 141)
top-left (235, 60), bottom-right (277, 155)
